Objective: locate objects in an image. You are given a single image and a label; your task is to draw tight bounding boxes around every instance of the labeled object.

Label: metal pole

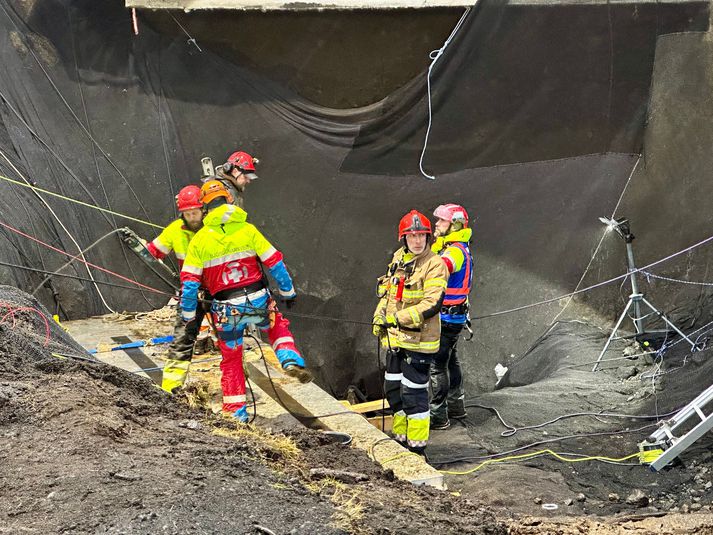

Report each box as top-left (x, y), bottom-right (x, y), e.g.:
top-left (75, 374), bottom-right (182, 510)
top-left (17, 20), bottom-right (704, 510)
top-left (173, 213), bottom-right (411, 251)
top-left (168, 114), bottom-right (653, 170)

top-left (593, 299), bottom-right (634, 372)
top-left (640, 297), bottom-right (697, 351)
top-left (625, 241), bottom-right (645, 334)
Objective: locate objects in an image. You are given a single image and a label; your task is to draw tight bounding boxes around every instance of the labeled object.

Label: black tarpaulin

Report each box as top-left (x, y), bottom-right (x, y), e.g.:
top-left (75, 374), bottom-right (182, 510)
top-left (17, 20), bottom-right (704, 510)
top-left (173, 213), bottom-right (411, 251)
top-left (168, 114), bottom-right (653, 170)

top-left (0, 0), bottom-right (709, 395)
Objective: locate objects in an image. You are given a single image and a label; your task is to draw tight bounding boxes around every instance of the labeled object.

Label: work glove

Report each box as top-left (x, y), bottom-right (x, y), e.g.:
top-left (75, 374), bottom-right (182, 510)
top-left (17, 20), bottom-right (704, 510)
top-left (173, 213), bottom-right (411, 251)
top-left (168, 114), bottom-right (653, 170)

top-left (372, 313), bottom-right (397, 337)
top-left (117, 227), bottom-right (137, 244)
top-left (118, 227), bottom-right (153, 261)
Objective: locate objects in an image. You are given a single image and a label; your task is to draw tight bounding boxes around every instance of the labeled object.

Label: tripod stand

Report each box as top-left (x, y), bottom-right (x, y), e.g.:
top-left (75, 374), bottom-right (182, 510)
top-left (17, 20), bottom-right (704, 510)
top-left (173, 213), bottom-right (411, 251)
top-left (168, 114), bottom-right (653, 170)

top-left (592, 218), bottom-right (697, 372)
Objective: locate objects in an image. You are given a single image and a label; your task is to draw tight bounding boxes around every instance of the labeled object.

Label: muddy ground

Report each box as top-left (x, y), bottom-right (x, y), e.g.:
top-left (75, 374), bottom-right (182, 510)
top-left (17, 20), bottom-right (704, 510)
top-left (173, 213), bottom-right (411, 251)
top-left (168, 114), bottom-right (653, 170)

top-left (426, 320), bottom-right (713, 533)
top-left (4, 286), bottom-right (713, 534)
top-left (0, 287), bottom-right (504, 534)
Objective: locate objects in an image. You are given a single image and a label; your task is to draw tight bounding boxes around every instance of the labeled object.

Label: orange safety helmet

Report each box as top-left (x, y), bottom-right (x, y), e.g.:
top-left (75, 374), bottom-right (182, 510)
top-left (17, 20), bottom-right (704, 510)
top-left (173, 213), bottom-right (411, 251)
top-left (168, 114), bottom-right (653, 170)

top-left (398, 210), bottom-right (432, 240)
top-left (200, 180), bottom-right (233, 205)
top-left (175, 185), bottom-right (202, 212)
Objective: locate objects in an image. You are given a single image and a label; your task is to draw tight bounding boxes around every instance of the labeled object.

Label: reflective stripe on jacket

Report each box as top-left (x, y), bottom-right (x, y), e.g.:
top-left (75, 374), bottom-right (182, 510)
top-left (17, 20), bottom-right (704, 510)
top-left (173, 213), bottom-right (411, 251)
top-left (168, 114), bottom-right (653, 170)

top-left (179, 204), bottom-right (294, 319)
top-left (373, 247), bottom-right (448, 354)
top-left (146, 218), bottom-right (196, 269)
top-left (434, 226), bottom-right (473, 292)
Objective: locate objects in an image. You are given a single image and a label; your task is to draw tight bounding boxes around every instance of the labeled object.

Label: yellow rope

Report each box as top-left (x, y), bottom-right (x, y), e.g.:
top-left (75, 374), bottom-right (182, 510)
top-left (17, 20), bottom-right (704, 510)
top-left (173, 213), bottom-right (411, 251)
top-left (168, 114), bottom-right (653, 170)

top-left (0, 172), bottom-right (162, 229)
top-left (438, 449), bottom-right (642, 476)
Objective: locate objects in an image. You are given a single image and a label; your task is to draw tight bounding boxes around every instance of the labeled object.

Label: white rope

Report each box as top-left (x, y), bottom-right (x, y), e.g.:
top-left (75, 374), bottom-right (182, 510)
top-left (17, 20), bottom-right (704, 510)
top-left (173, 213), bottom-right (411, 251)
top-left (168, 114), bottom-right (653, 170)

top-left (475, 227), bottom-right (713, 319)
top-left (549, 155), bottom-right (641, 323)
top-left (169, 13), bottom-right (202, 52)
top-left (0, 149), bottom-right (116, 313)
top-left (643, 271), bottom-right (713, 287)
top-left (419, 6), bottom-right (473, 180)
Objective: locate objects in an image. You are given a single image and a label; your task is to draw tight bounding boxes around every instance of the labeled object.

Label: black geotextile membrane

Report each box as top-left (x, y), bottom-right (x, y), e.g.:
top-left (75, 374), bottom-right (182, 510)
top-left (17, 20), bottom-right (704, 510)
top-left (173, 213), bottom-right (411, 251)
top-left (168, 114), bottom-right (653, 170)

top-left (0, 0), bottom-right (710, 394)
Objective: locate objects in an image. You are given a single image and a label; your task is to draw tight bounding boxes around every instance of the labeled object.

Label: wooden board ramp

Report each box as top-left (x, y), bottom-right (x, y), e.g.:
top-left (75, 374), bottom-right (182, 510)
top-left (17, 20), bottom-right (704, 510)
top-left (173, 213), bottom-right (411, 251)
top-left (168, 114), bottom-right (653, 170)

top-left (244, 340), bottom-right (445, 489)
top-left (339, 400), bottom-right (393, 432)
top-left (63, 315), bottom-right (443, 488)
top-left (63, 316), bottom-right (303, 433)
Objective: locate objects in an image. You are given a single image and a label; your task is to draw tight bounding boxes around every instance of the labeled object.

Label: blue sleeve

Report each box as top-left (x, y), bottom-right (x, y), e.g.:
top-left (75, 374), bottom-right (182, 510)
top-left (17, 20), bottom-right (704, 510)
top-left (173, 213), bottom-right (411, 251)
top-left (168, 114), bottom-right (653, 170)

top-left (268, 260), bottom-right (296, 298)
top-left (180, 280), bottom-right (201, 321)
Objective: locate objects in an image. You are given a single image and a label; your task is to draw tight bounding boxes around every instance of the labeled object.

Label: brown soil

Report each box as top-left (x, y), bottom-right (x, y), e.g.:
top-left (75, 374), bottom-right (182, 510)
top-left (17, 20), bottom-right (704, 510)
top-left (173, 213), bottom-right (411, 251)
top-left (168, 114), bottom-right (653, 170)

top-left (4, 287), bottom-right (713, 534)
top-left (0, 288), bottom-right (504, 534)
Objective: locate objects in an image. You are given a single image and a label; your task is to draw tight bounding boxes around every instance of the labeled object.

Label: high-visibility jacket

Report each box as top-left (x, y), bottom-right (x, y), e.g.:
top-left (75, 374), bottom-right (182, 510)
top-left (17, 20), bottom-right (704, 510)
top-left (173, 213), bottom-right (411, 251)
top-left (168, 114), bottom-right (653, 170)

top-left (432, 228), bottom-right (473, 324)
top-left (146, 218), bottom-right (196, 269)
top-left (180, 204), bottom-right (295, 321)
top-left (373, 247), bottom-right (448, 354)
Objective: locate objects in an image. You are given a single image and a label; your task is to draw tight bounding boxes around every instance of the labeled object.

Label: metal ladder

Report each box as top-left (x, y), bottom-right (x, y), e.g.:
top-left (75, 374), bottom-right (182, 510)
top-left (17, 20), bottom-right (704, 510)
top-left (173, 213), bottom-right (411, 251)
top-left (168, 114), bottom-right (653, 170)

top-left (640, 383), bottom-right (713, 471)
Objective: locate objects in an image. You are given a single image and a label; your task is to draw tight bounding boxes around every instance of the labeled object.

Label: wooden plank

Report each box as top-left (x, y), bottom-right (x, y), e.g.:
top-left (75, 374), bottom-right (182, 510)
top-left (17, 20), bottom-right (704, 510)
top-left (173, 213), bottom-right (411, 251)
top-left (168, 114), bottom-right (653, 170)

top-left (244, 342), bottom-right (445, 489)
top-left (65, 316), bottom-right (442, 486)
top-left (126, 0), bottom-right (479, 11)
top-left (339, 399), bottom-right (390, 414)
top-left (64, 316), bottom-right (301, 433)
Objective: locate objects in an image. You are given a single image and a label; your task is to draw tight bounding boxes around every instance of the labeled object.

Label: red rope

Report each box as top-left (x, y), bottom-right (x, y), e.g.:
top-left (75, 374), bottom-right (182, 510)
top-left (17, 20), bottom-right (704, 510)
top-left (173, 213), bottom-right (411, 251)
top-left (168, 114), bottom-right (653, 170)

top-left (0, 220), bottom-right (171, 296)
top-left (0, 303), bottom-right (50, 346)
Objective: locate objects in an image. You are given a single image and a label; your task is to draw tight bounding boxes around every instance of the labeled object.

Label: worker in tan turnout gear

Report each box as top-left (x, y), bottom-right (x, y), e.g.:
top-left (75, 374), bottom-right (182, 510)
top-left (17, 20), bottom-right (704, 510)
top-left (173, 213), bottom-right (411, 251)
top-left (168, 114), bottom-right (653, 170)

top-left (373, 210), bottom-right (449, 454)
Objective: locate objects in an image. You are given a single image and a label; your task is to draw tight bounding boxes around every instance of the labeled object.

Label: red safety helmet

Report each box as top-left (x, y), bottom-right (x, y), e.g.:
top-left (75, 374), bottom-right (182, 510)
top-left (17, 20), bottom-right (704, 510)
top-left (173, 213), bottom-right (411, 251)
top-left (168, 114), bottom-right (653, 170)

top-left (398, 210), bottom-right (432, 240)
top-left (433, 204), bottom-right (469, 228)
top-left (175, 185), bottom-right (203, 212)
top-left (223, 151), bottom-right (259, 179)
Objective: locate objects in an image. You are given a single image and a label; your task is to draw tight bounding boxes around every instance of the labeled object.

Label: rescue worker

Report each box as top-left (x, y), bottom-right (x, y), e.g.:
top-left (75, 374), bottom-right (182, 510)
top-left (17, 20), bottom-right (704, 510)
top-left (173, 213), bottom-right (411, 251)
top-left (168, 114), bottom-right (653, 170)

top-left (373, 210), bottom-right (448, 454)
top-left (180, 180), bottom-right (311, 423)
top-left (206, 150), bottom-right (259, 209)
top-left (207, 150), bottom-right (300, 373)
top-left (429, 204), bottom-right (474, 430)
top-left (118, 185), bottom-right (209, 393)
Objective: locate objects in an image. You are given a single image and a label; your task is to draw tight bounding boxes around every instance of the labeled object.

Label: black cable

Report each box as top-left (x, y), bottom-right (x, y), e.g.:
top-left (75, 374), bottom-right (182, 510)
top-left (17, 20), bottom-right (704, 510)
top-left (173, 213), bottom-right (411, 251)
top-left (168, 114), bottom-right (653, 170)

top-left (0, 260), bottom-right (170, 293)
top-left (245, 333), bottom-right (369, 422)
top-left (190, 291), bottom-right (374, 327)
top-left (31, 229), bottom-right (122, 295)
top-left (246, 376), bottom-right (257, 424)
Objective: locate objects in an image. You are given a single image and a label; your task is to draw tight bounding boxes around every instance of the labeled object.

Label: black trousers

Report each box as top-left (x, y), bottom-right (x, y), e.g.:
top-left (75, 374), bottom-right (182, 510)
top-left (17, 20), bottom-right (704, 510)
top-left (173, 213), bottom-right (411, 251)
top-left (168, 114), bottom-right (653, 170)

top-left (384, 348), bottom-right (432, 452)
top-left (429, 322), bottom-right (465, 424)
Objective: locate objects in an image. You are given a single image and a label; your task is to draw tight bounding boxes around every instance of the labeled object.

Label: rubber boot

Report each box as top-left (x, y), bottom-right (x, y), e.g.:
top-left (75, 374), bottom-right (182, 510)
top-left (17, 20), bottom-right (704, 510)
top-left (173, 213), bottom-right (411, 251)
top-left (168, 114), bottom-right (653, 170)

top-left (430, 418), bottom-right (451, 431)
top-left (447, 398), bottom-right (467, 420)
top-left (276, 348), bottom-right (312, 383)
